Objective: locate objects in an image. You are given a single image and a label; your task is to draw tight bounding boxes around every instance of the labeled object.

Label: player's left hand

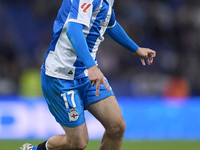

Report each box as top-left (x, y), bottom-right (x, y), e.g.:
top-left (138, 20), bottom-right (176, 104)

top-left (133, 47), bottom-right (156, 65)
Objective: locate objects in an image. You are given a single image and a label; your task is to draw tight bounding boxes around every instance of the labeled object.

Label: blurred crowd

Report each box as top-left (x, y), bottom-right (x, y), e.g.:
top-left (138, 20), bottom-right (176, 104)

top-left (0, 0), bottom-right (200, 97)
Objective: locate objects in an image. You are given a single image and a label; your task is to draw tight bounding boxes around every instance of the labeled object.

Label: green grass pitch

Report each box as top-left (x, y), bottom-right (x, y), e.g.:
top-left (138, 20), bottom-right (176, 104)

top-left (1, 140), bottom-right (200, 150)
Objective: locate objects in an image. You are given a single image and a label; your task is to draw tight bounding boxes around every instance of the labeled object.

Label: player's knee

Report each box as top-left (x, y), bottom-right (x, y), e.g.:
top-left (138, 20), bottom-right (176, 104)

top-left (107, 119), bottom-right (126, 138)
top-left (78, 141), bottom-right (88, 150)
top-left (116, 119), bottom-right (126, 136)
top-left (77, 138), bottom-right (88, 150)
top-left (69, 142), bottom-right (87, 150)
top-left (66, 136), bottom-right (88, 150)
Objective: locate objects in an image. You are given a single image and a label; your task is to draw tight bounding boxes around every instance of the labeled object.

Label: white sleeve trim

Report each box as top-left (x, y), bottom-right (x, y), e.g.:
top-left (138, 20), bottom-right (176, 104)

top-left (68, 19), bottom-right (90, 28)
top-left (107, 21), bottom-right (116, 29)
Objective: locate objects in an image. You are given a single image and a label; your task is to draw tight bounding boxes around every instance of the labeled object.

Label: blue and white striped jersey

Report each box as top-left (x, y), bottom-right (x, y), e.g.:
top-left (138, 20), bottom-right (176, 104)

top-left (42, 0), bottom-right (116, 80)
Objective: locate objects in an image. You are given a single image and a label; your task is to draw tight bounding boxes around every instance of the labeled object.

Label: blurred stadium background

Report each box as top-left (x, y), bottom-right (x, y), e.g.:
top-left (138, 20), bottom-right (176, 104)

top-left (0, 0), bottom-right (200, 149)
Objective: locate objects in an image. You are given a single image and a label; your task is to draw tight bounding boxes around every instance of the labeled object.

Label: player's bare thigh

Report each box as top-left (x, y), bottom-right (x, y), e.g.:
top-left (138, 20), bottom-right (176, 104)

top-left (85, 95), bottom-right (125, 129)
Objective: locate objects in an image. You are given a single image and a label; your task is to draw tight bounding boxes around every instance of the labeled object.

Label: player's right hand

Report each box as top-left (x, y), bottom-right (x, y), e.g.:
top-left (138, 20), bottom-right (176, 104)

top-left (88, 65), bottom-right (111, 97)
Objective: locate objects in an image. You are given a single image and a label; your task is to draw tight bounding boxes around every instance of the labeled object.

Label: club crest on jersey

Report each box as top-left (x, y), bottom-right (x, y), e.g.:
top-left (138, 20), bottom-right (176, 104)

top-left (68, 109), bottom-right (79, 122)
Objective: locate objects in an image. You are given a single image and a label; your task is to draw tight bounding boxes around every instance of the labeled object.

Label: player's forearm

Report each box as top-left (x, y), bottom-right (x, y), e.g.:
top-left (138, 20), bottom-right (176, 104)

top-left (106, 22), bottom-right (139, 52)
top-left (66, 22), bottom-right (96, 68)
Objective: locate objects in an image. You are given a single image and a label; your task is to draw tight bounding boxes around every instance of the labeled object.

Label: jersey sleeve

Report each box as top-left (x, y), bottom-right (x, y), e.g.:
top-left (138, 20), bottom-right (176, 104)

top-left (107, 9), bottom-right (116, 28)
top-left (66, 22), bottom-right (96, 68)
top-left (68, 0), bottom-right (94, 28)
top-left (106, 22), bottom-right (139, 52)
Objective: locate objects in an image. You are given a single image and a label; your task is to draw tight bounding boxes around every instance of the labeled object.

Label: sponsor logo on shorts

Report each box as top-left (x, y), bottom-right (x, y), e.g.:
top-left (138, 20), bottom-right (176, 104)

top-left (68, 109), bottom-right (79, 122)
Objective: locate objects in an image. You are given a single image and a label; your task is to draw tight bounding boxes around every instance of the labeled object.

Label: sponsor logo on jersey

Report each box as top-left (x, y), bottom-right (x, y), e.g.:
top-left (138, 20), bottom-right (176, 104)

top-left (81, 3), bottom-right (92, 13)
top-left (68, 109), bottom-right (79, 122)
top-left (68, 70), bottom-right (73, 75)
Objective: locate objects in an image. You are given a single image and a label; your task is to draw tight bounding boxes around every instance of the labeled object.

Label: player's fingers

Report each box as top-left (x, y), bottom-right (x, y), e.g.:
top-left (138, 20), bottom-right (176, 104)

top-left (140, 58), bottom-right (146, 66)
top-left (90, 80), bottom-right (96, 86)
top-left (149, 55), bottom-right (154, 64)
top-left (148, 52), bottom-right (155, 64)
top-left (102, 79), bottom-right (111, 91)
top-left (152, 51), bottom-right (156, 57)
top-left (146, 57), bottom-right (151, 65)
top-left (96, 79), bottom-right (100, 97)
top-left (149, 57), bottom-right (153, 64)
